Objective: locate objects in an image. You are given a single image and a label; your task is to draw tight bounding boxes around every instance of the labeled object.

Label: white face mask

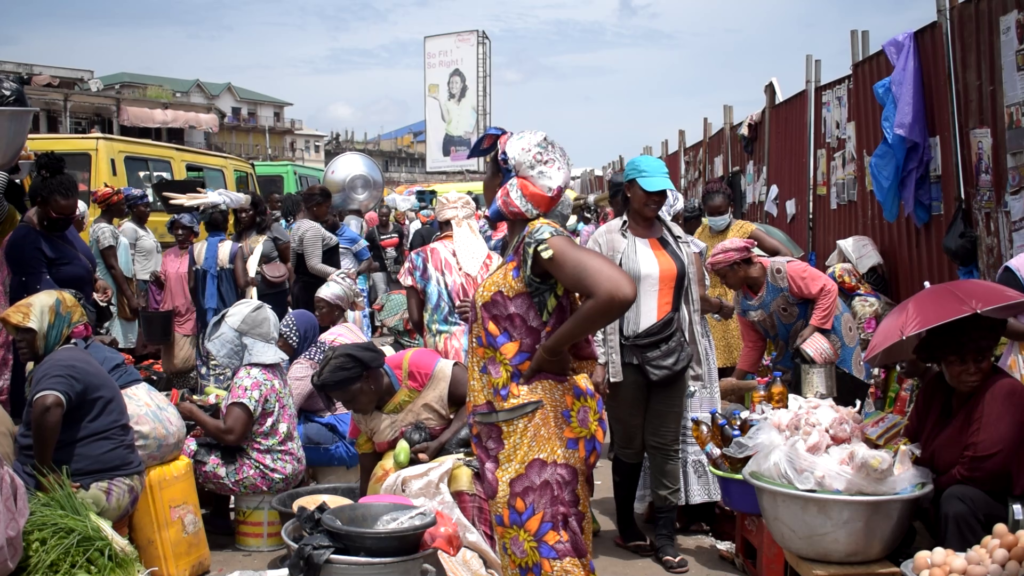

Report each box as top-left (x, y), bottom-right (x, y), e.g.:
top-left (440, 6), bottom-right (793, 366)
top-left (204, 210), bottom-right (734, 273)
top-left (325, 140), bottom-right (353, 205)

top-left (707, 213), bottom-right (732, 232)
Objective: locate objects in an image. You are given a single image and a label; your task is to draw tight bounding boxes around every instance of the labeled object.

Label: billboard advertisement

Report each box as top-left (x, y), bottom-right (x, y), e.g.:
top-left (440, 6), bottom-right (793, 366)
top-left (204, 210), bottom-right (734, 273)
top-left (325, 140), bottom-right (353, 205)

top-left (425, 31), bottom-right (481, 172)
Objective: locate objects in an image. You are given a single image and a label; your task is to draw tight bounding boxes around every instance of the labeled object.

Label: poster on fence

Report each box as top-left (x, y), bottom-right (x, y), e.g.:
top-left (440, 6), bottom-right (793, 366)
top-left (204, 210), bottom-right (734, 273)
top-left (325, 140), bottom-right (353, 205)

top-left (845, 122), bottom-right (858, 202)
top-left (1010, 192), bottom-right (1024, 256)
top-left (835, 150), bottom-right (848, 204)
top-left (970, 127), bottom-right (995, 211)
top-left (816, 150), bottom-right (828, 195)
top-left (1001, 10), bottom-right (1024, 200)
top-left (864, 152), bottom-right (875, 197)
top-left (929, 136), bottom-right (943, 215)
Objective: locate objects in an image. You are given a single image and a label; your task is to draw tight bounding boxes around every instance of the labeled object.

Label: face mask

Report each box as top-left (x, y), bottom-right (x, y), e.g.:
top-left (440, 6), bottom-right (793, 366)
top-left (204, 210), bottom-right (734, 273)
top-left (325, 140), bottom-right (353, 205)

top-left (707, 213), bottom-right (732, 232)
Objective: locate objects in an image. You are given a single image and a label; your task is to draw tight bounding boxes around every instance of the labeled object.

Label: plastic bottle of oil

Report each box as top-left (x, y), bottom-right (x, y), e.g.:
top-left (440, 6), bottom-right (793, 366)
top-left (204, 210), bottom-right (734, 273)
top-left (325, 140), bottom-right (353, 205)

top-left (702, 442), bottom-right (731, 472)
top-left (768, 371), bottom-right (789, 409)
top-left (729, 410), bottom-right (743, 430)
top-left (690, 416), bottom-right (719, 450)
top-left (751, 378), bottom-right (769, 413)
top-left (718, 420), bottom-right (735, 449)
top-left (709, 408), bottom-right (727, 447)
top-left (726, 430), bottom-right (749, 472)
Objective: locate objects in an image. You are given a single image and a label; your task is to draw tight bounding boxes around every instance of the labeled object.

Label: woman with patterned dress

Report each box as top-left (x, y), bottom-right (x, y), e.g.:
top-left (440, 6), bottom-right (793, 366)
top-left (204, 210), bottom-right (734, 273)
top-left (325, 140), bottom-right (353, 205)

top-left (177, 300), bottom-right (304, 500)
top-left (463, 129), bottom-right (636, 576)
top-left (694, 182), bottom-right (791, 377)
top-left (400, 192), bottom-right (500, 363)
top-left (312, 343), bottom-right (470, 497)
top-left (90, 186), bottom-right (140, 349)
top-left (708, 238), bottom-right (868, 407)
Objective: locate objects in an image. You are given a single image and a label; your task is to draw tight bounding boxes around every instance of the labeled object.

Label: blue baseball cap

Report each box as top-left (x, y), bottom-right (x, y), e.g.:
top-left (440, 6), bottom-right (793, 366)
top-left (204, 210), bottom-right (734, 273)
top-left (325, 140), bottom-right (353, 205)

top-left (624, 155), bottom-right (676, 193)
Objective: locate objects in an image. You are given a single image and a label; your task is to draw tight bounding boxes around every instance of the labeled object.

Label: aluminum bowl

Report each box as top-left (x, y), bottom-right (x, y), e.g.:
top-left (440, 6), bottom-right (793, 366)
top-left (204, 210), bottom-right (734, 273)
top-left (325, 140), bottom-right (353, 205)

top-left (323, 152), bottom-right (384, 215)
top-left (743, 471), bottom-right (932, 563)
top-left (0, 108), bottom-right (38, 170)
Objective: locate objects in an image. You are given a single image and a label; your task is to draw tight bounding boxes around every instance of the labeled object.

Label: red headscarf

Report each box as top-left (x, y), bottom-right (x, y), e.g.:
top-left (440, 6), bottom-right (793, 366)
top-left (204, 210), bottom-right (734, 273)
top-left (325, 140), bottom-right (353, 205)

top-left (705, 238), bottom-right (757, 272)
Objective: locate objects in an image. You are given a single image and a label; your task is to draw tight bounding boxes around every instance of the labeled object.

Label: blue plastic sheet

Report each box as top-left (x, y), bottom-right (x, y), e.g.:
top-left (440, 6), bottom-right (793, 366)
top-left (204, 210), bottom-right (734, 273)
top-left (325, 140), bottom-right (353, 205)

top-left (869, 31), bottom-right (932, 227)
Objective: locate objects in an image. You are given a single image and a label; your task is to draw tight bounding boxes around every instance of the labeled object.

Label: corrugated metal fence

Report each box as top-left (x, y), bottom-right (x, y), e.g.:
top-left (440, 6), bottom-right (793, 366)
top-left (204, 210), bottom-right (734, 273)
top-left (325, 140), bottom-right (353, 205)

top-left (623, 0), bottom-right (1023, 303)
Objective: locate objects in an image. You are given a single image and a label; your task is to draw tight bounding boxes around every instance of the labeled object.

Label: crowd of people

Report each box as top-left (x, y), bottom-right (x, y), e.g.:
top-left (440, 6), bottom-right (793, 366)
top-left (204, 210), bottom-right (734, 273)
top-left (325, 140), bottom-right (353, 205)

top-left (2, 126), bottom-right (1024, 576)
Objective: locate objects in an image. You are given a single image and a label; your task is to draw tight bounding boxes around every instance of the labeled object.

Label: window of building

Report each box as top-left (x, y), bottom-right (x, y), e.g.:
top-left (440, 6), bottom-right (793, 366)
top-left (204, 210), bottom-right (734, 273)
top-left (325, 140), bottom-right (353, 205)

top-left (231, 107), bottom-right (242, 120)
top-left (185, 164), bottom-right (227, 190)
top-left (124, 157), bottom-right (174, 211)
top-left (273, 111), bottom-right (281, 122)
top-left (314, 142), bottom-right (321, 155)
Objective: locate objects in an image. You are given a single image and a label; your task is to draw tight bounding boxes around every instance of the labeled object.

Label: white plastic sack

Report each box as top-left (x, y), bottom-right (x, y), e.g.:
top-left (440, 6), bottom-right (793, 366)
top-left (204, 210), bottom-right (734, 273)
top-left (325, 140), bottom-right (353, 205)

top-left (385, 194), bottom-right (420, 213)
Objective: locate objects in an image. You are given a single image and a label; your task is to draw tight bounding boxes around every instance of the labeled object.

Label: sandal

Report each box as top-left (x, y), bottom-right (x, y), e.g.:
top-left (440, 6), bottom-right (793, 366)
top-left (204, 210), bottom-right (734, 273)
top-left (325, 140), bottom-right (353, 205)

top-left (614, 536), bottom-right (655, 557)
top-left (656, 545), bottom-right (690, 574)
top-left (591, 509), bottom-right (601, 536)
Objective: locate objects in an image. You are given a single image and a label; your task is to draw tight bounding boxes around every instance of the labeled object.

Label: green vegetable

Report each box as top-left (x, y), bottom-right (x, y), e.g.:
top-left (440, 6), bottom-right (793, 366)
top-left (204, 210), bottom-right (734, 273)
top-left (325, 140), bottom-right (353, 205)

top-left (204, 386), bottom-right (227, 397)
top-left (394, 438), bottom-right (411, 469)
top-left (20, 472), bottom-right (143, 576)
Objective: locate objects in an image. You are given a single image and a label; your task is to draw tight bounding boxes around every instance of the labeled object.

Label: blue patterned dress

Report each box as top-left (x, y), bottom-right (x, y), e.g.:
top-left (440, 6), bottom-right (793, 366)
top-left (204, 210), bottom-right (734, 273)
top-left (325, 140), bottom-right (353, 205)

top-left (736, 257), bottom-right (867, 382)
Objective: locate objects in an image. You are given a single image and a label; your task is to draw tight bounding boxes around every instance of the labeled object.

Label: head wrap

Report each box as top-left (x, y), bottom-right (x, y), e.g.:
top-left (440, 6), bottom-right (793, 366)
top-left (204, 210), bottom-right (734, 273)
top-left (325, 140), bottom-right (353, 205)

top-left (76, 200), bottom-right (89, 218)
top-left (280, 310), bottom-right (320, 361)
top-left (660, 188), bottom-right (686, 221)
top-left (122, 187), bottom-right (150, 208)
top-left (468, 128), bottom-right (572, 222)
top-left (364, 211), bottom-right (380, 228)
top-left (682, 201), bottom-right (703, 222)
top-left (436, 193), bottom-right (490, 275)
top-left (315, 272), bottom-right (365, 312)
top-left (312, 341), bottom-right (386, 391)
top-left (204, 300), bottom-right (288, 375)
top-left (1, 290), bottom-right (87, 359)
top-left (705, 238), bottom-right (758, 272)
top-left (826, 263), bottom-right (880, 301)
top-left (166, 212), bottom-right (201, 235)
top-left (91, 185), bottom-right (124, 210)
top-left (300, 322), bottom-right (369, 365)
top-left (418, 209), bottom-right (435, 225)
top-left (544, 193), bottom-right (573, 228)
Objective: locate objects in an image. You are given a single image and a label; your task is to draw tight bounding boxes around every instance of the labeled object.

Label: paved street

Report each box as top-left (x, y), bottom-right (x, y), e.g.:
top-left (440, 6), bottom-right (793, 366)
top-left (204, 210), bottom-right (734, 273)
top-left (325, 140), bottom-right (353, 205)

top-left (206, 458), bottom-right (742, 576)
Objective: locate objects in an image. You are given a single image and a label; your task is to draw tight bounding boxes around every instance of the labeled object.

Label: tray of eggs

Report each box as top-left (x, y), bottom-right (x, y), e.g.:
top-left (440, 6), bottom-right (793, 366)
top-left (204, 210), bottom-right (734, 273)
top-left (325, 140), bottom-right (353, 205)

top-left (902, 524), bottom-right (1024, 576)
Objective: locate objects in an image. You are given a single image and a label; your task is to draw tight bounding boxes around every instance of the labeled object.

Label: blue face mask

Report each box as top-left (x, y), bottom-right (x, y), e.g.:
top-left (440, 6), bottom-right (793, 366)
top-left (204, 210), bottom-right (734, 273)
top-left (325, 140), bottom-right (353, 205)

top-left (707, 213), bottom-right (732, 232)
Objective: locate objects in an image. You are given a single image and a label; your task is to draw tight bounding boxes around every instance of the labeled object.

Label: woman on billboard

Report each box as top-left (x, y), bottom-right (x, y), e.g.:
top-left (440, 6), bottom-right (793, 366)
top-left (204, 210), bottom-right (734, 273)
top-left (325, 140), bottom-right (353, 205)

top-left (428, 68), bottom-right (477, 158)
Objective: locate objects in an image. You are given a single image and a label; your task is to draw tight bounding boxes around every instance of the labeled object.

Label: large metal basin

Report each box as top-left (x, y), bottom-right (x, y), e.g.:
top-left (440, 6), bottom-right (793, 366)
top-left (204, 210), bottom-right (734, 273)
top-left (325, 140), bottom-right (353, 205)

top-left (0, 108), bottom-right (38, 170)
top-left (743, 471), bottom-right (932, 563)
top-left (282, 519), bottom-right (438, 576)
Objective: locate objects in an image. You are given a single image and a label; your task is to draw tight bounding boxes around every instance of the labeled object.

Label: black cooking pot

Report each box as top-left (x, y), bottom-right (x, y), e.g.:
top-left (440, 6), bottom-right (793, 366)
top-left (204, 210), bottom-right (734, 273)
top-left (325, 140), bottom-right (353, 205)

top-left (320, 502), bottom-right (436, 558)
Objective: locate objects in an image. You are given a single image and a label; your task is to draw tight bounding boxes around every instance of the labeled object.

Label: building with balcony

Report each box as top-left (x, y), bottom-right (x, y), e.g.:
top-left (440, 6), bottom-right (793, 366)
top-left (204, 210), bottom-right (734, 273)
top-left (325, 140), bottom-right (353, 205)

top-left (2, 60), bottom-right (305, 162)
top-left (286, 129), bottom-right (328, 168)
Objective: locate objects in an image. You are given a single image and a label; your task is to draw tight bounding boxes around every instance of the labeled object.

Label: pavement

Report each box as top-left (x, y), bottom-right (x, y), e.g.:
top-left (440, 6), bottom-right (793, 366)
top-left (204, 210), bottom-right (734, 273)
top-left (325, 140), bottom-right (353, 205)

top-left (205, 458), bottom-right (743, 576)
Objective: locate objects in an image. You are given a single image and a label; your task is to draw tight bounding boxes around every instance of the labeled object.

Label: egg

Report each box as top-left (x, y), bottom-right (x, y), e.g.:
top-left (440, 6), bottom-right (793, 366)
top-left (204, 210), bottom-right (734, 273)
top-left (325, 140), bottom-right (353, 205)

top-left (1017, 531), bottom-right (1024, 543)
top-left (934, 567), bottom-right (950, 576)
top-left (935, 549), bottom-right (950, 566)
top-left (1005, 560), bottom-right (1021, 576)
top-left (990, 566), bottom-right (1004, 576)
top-left (1011, 548), bottom-right (1024, 564)
top-left (996, 524), bottom-right (1011, 538)
top-left (995, 549), bottom-right (1011, 567)
top-left (1004, 536), bottom-right (1020, 551)
top-left (923, 571), bottom-right (932, 576)
top-left (917, 557), bottom-right (936, 573)
top-left (952, 558), bottom-right (970, 574)
top-left (969, 552), bottom-right (984, 566)
top-left (993, 542), bottom-right (1006, 555)
top-left (987, 537), bottom-right (995, 548)
top-left (971, 567), bottom-right (992, 576)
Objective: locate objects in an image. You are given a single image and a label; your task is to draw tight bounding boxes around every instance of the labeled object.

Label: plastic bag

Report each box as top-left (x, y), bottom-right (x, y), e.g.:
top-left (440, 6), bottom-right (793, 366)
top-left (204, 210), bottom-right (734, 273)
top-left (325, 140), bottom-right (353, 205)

top-left (421, 510), bottom-right (462, 556)
top-left (385, 194), bottom-right (420, 213)
top-left (0, 77), bottom-right (28, 108)
top-left (726, 405), bottom-right (932, 495)
top-left (373, 507), bottom-right (433, 529)
top-left (943, 200), bottom-right (978, 268)
top-left (121, 383), bottom-right (187, 467)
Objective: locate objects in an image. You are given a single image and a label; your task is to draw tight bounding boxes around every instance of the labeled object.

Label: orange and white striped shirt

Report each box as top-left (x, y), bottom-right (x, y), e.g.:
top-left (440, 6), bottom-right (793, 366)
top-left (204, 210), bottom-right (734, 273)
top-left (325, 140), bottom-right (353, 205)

top-left (620, 232), bottom-right (687, 338)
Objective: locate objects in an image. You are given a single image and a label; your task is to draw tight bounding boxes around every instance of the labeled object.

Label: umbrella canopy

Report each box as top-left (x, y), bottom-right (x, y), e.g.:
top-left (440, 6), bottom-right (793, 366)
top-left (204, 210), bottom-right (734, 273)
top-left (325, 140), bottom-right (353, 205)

top-left (864, 279), bottom-right (1024, 366)
top-left (753, 223), bottom-right (804, 258)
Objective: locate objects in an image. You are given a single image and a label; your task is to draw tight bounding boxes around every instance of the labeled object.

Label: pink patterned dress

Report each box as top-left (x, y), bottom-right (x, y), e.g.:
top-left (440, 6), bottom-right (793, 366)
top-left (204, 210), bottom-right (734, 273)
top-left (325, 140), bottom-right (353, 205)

top-left (183, 364), bottom-right (305, 495)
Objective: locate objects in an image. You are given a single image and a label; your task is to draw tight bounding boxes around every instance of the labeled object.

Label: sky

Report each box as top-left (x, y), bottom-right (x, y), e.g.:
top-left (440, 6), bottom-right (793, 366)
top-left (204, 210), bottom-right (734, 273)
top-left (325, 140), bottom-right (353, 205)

top-left (5, 0), bottom-right (937, 168)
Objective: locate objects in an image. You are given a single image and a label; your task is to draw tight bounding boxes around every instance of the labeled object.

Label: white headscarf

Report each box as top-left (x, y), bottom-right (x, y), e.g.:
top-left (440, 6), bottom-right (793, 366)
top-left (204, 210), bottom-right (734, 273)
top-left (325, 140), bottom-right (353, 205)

top-left (435, 193), bottom-right (490, 275)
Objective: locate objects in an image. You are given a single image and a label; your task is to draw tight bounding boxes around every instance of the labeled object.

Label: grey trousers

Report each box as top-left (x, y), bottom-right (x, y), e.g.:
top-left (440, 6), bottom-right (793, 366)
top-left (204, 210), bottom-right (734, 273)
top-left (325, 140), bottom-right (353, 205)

top-left (606, 363), bottom-right (687, 507)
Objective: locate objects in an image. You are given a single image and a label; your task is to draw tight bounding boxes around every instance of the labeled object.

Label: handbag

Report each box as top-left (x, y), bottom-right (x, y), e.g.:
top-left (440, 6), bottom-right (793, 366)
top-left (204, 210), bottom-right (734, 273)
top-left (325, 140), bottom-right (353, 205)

top-left (260, 261), bottom-right (289, 286)
top-left (620, 310), bottom-right (692, 383)
top-left (942, 200), bottom-right (978, 268)
top-left (117, 281), bottom-right (138, 322)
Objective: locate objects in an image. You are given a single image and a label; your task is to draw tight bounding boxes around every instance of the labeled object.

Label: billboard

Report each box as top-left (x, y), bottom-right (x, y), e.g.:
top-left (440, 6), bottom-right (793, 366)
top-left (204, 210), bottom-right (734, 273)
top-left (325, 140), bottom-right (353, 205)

top-left (424, 31), bottom-right (488, 172)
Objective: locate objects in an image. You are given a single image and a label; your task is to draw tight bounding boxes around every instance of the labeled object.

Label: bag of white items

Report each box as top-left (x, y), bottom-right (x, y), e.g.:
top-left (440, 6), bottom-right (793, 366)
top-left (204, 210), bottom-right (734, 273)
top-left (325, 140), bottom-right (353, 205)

top-left (725, 395), bottom-right (931, 495)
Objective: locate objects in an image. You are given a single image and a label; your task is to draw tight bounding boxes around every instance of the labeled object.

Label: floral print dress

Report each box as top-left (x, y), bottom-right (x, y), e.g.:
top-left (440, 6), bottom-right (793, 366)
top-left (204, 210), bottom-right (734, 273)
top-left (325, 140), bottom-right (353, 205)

top-left (467, 219), bottom-right (606, 576)
top-left (183, 364), bottom-right (305, 495)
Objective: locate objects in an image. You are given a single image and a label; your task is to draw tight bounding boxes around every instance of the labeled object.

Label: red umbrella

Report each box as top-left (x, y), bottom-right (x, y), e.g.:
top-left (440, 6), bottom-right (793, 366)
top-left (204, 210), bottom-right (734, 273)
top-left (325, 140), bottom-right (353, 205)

top-left (864, 279), bottom-right (1024, 366)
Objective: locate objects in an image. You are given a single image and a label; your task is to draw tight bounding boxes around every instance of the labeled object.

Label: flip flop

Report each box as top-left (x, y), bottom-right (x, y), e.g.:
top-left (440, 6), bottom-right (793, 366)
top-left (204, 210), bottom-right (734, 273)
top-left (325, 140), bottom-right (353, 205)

top-left (656, 546), bottom-right (690, 574)
top-left (591, 509), bottom-right (601, 536)
top-left (614, 536), bottom-right (655, 557)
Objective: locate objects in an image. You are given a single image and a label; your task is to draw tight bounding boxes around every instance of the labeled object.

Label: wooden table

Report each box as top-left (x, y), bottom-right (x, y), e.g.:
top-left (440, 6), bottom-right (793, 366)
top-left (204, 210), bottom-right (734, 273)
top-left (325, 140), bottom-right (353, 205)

top-left (784, 551), bottom-right (901, 576)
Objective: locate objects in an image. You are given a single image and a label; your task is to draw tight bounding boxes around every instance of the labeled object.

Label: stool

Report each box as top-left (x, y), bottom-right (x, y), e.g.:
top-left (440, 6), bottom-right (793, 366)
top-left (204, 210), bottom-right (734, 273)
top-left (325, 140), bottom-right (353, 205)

top-left (736, 512), bottom-right (786, 576)
top-left (784, 550), bottom-right (900, 576)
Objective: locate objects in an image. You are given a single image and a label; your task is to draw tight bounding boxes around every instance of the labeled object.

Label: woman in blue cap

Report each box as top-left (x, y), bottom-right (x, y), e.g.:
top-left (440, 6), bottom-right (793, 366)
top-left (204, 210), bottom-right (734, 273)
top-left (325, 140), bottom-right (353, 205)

top-left (589, 155), bottom-right (712, 573)
top-left (119, 187), bottom-right (161, 313)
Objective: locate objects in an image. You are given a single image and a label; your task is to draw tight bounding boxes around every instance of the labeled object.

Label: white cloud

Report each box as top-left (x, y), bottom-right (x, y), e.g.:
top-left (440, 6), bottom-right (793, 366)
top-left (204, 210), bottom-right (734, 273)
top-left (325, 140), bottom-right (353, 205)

top-left (326, 102), bottom-right (356, 122)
